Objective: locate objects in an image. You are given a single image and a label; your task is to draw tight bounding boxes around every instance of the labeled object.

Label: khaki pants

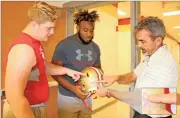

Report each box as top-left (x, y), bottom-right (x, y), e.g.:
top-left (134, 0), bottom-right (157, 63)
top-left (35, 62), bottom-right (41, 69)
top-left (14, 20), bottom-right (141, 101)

top-left (57, 92), bottom-right (91, 118)
top-left (3, 102), bottom-right (47, 118)
top-left (58, 108), bottom-right (91, 118)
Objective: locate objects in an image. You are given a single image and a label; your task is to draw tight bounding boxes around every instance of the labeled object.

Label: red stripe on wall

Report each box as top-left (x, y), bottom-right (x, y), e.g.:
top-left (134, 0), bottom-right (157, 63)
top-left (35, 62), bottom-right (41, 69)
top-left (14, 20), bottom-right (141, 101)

top-left (112, 3), bottom-right (118, 8)
top-left (118, 16), bottom-right (145, 25)
top-left (118, 18), bottom-right (130, 25)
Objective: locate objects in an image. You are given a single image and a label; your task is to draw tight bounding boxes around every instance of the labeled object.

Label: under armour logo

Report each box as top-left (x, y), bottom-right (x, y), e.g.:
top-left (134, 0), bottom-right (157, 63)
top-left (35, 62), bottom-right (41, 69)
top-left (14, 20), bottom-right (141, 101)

top-left (76, 49), bottom-right (92, 61)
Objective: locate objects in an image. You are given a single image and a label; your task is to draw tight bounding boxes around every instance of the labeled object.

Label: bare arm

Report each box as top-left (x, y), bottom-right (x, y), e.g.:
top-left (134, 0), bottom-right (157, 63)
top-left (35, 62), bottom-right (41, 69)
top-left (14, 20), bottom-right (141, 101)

top-left (116, 72), bottom-right (137, 84)
top-left (148, 93), bottom-right (180, 105)
top-left (46, 61), bottom-right (85, 81)
top-left (51, 60), bottom-right (76, 93)
top-left (93, 46), bottom-right (103, 73)
top-left (96, 87), bottom-right (140, 104)
top-left (106, 89), bottom-right (140, 102)
top-left (51, 60), bottom-right (87, 99)
top-left (5, 44), bottom-right (36, 118)
top-left (46, 61), bottom-right (68, 75)
top-left (103, 72), bottom-right (137, 87)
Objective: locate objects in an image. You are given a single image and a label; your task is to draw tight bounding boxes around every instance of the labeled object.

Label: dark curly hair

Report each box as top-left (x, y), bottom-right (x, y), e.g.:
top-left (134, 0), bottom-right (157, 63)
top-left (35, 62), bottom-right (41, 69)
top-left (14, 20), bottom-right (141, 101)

top-left (73, 9), bottom-right (99, 25)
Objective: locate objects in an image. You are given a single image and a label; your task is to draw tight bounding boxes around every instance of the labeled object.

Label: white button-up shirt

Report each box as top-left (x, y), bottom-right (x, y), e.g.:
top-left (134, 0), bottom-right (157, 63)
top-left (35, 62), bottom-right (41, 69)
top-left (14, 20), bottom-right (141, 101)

top-left (134, 45), bottom-right (178, 88)
top-left (134, 45), bottom-right (178, 117)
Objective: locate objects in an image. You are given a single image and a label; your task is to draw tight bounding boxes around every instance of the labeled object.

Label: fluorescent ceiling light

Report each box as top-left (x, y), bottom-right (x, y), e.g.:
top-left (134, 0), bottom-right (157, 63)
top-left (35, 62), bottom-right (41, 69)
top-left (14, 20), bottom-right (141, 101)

top-left (118, 9), bottom-right (126, 15)
top-left (163, 10), bottom-right (180, 16)
top-left (173, 26), bottom-right (180, 29)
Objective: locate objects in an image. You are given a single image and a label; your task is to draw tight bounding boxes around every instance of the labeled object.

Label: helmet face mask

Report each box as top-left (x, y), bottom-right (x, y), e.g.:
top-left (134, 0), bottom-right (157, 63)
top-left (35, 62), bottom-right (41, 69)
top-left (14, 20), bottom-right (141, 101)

top-left (80, 67), bottom-right (103, 96)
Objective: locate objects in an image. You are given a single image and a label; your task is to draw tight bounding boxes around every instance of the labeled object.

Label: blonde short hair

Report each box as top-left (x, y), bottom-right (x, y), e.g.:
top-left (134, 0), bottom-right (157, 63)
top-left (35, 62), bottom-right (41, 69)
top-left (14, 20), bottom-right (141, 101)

top-left (28, 2), bottom-right (60, 23)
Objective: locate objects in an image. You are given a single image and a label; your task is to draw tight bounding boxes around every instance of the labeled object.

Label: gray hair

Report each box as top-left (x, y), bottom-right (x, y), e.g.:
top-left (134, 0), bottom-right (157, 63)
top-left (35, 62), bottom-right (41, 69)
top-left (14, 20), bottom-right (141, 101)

top-left (135, 16), bottom-right (166, 40)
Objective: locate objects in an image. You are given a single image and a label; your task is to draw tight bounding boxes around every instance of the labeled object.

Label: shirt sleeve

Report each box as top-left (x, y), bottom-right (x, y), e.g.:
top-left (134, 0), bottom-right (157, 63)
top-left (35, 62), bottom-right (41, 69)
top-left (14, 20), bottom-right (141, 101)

top-left (94, 44), bottom-right (101, 65)
top-left (133, 61), bottom-right (145, 77)
top-left (52, 41), bottom-right (66, 62)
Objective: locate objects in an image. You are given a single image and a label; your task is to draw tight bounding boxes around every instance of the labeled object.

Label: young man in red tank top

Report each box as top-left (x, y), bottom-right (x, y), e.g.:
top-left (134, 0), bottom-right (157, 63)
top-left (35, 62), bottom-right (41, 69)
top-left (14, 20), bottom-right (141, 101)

top-left (4, 2), bottom-right (85, 118)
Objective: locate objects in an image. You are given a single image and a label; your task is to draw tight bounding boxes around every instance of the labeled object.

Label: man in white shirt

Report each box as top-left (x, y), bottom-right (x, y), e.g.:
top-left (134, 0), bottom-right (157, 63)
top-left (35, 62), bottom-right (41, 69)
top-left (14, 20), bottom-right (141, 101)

top-left (96, 16), bottom-right (178, 118)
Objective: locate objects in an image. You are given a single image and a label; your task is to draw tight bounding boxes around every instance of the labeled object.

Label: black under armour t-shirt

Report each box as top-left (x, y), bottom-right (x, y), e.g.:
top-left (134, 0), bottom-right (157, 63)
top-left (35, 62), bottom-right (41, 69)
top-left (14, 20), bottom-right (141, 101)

top-left (52, 33), bottom-right (101, 97)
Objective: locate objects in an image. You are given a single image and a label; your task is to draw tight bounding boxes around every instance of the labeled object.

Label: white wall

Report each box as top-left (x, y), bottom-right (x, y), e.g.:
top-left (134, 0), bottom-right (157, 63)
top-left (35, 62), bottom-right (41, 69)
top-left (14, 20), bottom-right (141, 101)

top-left (90, 6), bottom-right (119, 75)
top-left (164, 37), bottom-right (180, 65)
top-left (117, 25), bottom-right (131, 74)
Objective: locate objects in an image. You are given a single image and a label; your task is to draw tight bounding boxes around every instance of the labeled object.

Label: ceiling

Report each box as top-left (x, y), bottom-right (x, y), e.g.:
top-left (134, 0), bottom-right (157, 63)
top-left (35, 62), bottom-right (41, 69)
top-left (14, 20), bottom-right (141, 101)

top-left (45, 1), bottom-right (70, 8)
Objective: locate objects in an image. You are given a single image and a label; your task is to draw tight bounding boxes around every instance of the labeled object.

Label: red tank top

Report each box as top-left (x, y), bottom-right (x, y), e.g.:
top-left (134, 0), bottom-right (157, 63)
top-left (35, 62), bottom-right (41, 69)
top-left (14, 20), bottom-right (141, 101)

top-left (5, 32), bottom-right (48, 105)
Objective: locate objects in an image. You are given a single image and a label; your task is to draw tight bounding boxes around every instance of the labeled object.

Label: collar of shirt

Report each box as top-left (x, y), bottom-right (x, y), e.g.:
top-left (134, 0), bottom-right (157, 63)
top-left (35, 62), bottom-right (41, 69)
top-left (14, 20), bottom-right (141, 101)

top-left (143, 44), bottom-right (168, 65)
